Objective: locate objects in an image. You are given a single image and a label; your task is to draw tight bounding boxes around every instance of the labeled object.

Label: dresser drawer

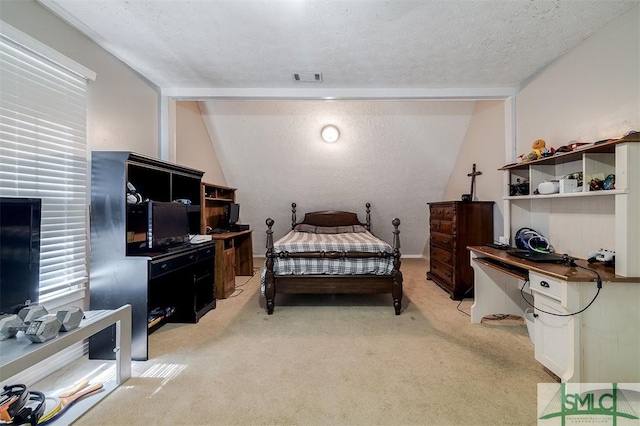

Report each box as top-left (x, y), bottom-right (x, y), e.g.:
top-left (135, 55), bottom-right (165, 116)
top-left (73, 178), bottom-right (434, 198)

top-left (430, 231), bottom-right (454, 249)
top-left (529, 272), bottom-right (564, 302)
top-left (430, 205), bottom-right (456, 221)
top-left (430, 219), bottom-right (454, 234)
top-left (431, 245), bottom-right (454, 265)
top-left (429, 259), bottom-right (453, 287)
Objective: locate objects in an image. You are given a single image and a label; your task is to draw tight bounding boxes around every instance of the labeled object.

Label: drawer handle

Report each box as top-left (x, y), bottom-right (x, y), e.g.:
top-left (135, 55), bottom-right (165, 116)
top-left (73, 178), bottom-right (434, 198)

top-left (540, 281), bottom-right (550, 288)
top-left (161, 264), bottom-right (167, 269)
top-left (443, 239), bottom-right (450, 244)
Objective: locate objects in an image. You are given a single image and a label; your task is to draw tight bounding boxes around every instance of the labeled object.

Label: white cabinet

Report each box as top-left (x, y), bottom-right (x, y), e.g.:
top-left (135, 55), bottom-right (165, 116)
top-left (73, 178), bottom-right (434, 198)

top-left (528, 270), bottom-right (640, 383)
top-left (534, 293), bottom-right (573, 379)
top-left (529, 273), bottom-right (577, 381)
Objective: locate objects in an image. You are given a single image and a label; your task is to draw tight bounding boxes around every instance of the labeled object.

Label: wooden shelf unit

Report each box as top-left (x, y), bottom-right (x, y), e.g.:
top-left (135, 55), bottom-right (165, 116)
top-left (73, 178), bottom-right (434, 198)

top-left (201, 182), bottom-right (254, 299)
top-left (201, 182), bottom-right (236, 232)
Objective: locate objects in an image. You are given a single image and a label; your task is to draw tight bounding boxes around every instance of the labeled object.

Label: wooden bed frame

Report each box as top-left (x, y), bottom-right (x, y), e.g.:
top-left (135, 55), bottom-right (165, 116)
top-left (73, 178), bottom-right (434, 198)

top-left (263, 203), bottom-right (403, 315)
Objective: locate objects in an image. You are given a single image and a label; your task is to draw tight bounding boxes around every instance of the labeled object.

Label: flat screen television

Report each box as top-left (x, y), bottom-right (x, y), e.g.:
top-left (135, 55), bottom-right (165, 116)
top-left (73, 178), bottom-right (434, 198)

top-left (127, 201), bottom-right (189, 251)
top-left (227, 203), bottom-right (240, 227)
top-left (0, 197), bottom-right (42, 314)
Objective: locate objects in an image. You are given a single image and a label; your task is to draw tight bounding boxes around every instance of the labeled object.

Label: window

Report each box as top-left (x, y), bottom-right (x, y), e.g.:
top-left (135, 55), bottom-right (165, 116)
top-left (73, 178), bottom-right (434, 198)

top-left (0, 22), bottom-right (95, 303)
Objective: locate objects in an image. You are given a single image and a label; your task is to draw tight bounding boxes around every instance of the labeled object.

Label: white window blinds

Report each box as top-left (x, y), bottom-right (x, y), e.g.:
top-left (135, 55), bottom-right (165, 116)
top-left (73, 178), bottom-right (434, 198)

top-left (0, 23), bottom-right (93, 303)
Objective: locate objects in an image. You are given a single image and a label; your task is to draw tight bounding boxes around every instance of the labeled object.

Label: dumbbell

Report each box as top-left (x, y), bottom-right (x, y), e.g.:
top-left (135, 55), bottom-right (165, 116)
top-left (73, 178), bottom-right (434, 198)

top-left (0, 306), bottom-right (49, 340)
top-left (0, 306), bottom-right (84, 342)
top-left (24, 307), bottom-right (84, 343)
top-left (24, 314), bottom-right (62, 343)
top-left (0, 314), bottom-right (25, 341)
top-left (56, 306), bottom-right (84, 331)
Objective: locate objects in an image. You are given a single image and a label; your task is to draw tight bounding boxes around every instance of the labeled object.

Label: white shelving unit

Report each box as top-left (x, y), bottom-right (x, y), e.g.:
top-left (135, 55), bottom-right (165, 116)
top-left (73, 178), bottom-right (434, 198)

top-left (0, 305), bottom-right (132, 424)
top-left (500, 133), bottom-right (639, 277)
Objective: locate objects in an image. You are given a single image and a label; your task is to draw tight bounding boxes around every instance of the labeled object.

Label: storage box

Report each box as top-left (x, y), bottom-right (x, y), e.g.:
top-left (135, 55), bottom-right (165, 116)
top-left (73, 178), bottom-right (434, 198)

top-left (559, 178), bottom-right (579, 194)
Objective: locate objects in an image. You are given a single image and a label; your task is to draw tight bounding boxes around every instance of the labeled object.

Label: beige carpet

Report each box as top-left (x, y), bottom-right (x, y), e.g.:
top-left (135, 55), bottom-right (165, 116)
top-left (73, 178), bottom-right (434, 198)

top-left (47, 258), bottom-right (556, 425)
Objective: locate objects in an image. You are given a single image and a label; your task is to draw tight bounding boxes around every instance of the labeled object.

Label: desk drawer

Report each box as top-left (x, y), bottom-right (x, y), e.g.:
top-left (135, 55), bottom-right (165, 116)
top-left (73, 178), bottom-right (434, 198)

top-left (150, 251), bottom-right (197, 279)
top-left (430, 219), bottom-right (454, 234)
top-left (529, 272), bottom-right (564, 302)
top-left (430, 231), bottom-right (454, 250)
top-left (197, 245), bottom-right (215, 261)
top-left (430, 205), bottom-right (455, 221)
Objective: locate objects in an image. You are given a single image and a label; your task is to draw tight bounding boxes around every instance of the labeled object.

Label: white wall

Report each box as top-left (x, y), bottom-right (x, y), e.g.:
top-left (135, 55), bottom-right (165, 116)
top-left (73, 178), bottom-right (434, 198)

top-left (0, 0), bottom-right (161, 386)
top-left (516, 7), bottom-right (639, 152)
top-left (176, 102), bottom-right (227, 185)
top-left (199, 100), bottom-right (476, 256)
top-left (442, 101), bottom-right (506, 240)
top-left (514, 6), bottom-right (639, 258)
top-left (1, 0), bottom-right (160, 157)
top-left (1, 0), bottom-right (161, 314)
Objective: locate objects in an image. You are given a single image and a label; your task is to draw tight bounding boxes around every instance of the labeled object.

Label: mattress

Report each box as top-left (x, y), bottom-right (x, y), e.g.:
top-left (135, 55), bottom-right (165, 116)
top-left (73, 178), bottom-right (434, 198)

top-left (260, 230), bottom-right (395, 294)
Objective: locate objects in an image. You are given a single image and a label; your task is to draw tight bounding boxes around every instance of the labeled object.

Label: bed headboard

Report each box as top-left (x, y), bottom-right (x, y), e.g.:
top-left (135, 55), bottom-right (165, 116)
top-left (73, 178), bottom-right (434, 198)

top-left (291, 203), bottom-right (371, 230)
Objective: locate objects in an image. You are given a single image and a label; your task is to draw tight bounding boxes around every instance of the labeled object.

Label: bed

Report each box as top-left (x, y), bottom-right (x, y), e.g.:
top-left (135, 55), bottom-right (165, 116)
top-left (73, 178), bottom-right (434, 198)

top-left (261, 203), bottom-right (402, 315)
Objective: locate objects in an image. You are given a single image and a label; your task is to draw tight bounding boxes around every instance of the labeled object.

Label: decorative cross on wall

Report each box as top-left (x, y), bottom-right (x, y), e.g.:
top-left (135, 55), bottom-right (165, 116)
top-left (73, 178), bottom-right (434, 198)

top-left (463, 163), bottom-right (482, 202)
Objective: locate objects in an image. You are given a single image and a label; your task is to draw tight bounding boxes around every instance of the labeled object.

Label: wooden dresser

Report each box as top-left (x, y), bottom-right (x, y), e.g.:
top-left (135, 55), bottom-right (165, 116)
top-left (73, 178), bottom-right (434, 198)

top-left (427, 201), bottom-right (494, 300)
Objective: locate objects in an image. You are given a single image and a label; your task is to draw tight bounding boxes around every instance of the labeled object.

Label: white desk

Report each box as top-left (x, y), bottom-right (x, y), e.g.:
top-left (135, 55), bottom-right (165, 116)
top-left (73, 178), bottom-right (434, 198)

top-left (0, 305), bottom-right (132, 423)
top-left (468, 247), bottom-right (640, 383)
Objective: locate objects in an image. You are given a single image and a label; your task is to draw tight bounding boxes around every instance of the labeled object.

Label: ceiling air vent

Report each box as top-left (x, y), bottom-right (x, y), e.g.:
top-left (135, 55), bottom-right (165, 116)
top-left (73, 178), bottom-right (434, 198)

top-left (292, 72), bottom-right (322, 83)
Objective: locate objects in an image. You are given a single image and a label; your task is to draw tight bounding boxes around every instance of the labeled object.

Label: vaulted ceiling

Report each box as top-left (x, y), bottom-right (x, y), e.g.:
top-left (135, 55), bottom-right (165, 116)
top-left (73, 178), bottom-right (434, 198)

top-left (39, 0), bottom-right (638, 92)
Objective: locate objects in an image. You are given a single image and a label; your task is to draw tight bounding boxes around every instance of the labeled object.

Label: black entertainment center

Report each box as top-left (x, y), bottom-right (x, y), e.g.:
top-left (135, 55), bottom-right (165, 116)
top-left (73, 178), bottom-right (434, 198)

top-left (89, 152), bottom-right (216, 361)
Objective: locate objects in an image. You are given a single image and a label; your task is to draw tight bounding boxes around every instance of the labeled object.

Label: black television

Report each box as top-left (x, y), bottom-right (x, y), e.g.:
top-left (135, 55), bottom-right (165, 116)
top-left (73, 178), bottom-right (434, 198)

top-left (127, 201), bottom-right (189, 251)
top-left (227, 203), bottom-right (240, 227)
top-left (0, 197), bottom-right (42, 314)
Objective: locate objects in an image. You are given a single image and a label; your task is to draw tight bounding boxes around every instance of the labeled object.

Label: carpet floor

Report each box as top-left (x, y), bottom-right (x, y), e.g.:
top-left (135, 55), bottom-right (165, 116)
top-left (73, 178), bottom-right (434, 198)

top-left (41, 258), bottom-right (556, 425)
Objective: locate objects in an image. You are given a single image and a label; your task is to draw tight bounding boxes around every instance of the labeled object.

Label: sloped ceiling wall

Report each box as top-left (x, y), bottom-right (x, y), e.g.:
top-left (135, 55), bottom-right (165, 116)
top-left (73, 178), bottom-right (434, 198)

top-left (198, 100), bottom-right (475, 256)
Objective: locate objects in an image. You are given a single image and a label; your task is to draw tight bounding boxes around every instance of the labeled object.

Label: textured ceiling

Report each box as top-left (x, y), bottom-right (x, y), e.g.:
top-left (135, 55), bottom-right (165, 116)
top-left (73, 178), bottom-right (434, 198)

top-left (39, 0), bottom-right (638, 91)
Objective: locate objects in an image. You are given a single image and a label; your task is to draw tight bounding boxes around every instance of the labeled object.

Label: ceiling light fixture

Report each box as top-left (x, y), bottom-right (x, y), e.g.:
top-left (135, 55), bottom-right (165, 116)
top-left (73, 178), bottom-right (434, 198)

top-left (321, 125), bottom-right (340, 143)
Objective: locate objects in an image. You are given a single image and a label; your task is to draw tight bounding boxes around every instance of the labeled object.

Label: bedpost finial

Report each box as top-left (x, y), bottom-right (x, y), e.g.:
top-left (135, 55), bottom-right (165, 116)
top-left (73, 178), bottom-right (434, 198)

top-left (291, 203), bottom-right (297, 229)
top-left (266, 218), bottom-right (274, 250)
top-left (365, 203), bottom-right (371, 231)
top-left (392, 218), bottom-right (401, 251)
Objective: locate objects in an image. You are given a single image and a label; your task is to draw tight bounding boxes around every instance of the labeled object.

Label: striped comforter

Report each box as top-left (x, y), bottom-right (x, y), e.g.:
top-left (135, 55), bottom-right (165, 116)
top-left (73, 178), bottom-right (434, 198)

top-left (260, 230), bottom-right (395, 294)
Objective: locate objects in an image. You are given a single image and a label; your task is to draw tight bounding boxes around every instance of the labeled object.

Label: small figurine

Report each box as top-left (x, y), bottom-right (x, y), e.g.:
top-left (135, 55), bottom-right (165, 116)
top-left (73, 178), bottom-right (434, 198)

top-left (518, 139), bottom-right (557, 163)
top-left (531, 139), bottom-right (546, 158)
